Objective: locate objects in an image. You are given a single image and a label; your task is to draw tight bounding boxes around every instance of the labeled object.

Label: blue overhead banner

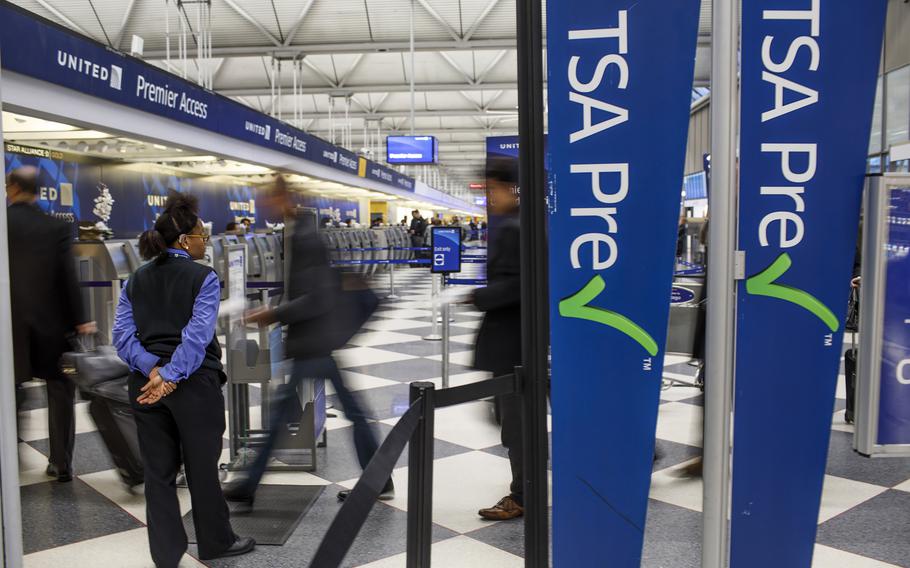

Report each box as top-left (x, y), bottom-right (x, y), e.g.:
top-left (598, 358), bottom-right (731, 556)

top-left (878, 187), bottom-right (910, 445)
top-left (546, 1), bottom-right (700, 565)
top-left (731, 1), bottom-right (887, 566)
top-left (0, 2), bottom-right (413, 193)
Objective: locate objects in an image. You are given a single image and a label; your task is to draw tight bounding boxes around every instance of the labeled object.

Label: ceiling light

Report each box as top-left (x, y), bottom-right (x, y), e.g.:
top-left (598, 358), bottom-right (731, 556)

top-left (153, 144), bottom-right (168, 150)
top-left (75, 141), bottom-right (90, 153)
top-left (57, 141), bottom-right (69, 150)
top-left (95, 141), bottom-right (109, 153)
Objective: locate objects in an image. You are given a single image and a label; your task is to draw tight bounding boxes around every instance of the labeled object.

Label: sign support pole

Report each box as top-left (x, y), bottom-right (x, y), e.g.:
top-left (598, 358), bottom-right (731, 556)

top-left (0, 54), bottom-right (26, 568)
top-left (702, 0), bottom-right (739, 566)
top-left (516, 0), bottom-right (549, 565)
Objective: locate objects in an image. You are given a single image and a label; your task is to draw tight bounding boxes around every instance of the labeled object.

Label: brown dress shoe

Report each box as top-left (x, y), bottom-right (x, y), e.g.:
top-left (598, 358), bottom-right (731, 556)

top-left (478, 495), bottom-right (524, 521)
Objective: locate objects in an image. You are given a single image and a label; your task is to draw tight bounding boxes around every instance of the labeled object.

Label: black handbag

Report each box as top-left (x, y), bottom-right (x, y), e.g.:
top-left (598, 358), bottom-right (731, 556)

top-left (63, 334), bottom-right (131, 389)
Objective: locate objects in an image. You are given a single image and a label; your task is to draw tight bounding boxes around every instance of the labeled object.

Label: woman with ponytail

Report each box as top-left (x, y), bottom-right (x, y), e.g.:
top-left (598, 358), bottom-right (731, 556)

top-left (112, 191), bottom-right (255, 567)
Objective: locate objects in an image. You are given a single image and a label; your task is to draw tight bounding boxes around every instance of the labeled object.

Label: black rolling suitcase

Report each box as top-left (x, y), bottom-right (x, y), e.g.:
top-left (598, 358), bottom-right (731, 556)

top-left (62, 339), bottom-right (144, 488)
top-left (87, 378), bottom-right (144, 488)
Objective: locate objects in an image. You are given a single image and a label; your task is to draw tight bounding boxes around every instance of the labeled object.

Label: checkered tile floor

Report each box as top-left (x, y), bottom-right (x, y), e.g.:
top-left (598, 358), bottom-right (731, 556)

top-left (15, 265), bottom-right (910, 567)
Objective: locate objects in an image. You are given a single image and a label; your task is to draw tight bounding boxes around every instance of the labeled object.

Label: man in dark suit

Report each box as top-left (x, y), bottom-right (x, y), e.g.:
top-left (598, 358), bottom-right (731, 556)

top-left (7, 166), bottom-right (95, 482)
top-left (471, 160), bottom-right (524, 520)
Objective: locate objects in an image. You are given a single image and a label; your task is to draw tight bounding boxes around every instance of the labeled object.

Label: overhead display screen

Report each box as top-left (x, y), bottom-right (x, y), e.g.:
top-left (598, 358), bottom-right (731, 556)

top-left (387, 136), bottom-right (438, 164)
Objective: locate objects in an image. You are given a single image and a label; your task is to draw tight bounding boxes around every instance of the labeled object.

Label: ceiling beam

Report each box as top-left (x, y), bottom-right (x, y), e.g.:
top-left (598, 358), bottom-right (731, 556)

top-left (34, 0), bottom-right (93, 38)
top-left (463, 0), bottom-right (501, 42)
top-left (141, 35), bottom-right (711, 60)
top-left (218, 81), bottom-right (523, 96)
top-left (294, 109), bottom-right (518, 119)
top-left (337, 54), bottom-right (366, 88)
top-left (221, 0), bottom-right (282, 47)
top-left (475, 50), bottom-right (509, 84)
top-left (438, 53), bottom-right (476, 85)
top-left (415, 0), bottom-right (462, 42)
top-left (112, 0), bottom-right (139, 49)
top-left (301, 58), bottom-right (339, 88)
top-left (284, 0), bottom-right (318, 47)
top-left (145, 38), bottom-right (519, 59)
top-left (216, 77), bottom-right (707, 97)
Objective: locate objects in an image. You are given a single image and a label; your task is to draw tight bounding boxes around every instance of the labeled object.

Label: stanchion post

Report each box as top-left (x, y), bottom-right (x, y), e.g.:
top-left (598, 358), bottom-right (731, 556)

top-left (516, 0), bottom-right (550, 564)
top-left (703, 0), bottom-right (739, 566)
top-left (387, 246), bottom-right (400, 300)
top-left (424, 273), bottom-right (442, 341)
top-left (406, 382), bottom-right (436, 568)
top-left (441, 293), bottom-right (450, 389)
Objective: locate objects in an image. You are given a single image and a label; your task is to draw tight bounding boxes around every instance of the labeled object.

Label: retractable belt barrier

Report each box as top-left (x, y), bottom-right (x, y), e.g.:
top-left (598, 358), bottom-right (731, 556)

top-left (310, 373), bottom-right (520, 568)
top-left (445, 278), bottom-right (488, 286)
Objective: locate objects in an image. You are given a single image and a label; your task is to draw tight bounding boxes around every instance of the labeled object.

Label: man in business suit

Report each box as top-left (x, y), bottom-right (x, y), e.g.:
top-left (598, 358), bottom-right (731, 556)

top-left (472, 159), bottom-right (524, 520)
top-left (7, 166), bottom-right (95, 482)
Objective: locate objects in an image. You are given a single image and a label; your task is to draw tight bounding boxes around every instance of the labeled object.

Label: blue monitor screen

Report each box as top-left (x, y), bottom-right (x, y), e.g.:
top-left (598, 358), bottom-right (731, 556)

top-left (387, 136), bottom-right (438, 164)
top-left (431, 226), bottom-right (462, 273)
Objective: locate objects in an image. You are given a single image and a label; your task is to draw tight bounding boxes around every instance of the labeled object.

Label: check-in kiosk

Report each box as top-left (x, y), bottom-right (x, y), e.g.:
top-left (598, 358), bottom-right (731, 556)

top-left (223, 231), bottom-right (326, 472)
top-left (855, 174), bottom-right (910, 458)
top-left (72, 240), bottom-right (134, 341)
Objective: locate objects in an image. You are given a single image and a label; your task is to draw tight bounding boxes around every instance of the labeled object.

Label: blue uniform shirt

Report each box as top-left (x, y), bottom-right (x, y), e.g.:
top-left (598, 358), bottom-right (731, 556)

top-left (113, 248), bottom-right (221, 383)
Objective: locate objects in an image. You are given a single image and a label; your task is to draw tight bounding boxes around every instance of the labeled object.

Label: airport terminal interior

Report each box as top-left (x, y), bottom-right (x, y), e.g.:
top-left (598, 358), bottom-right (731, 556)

top-left (1, 1), bottom-right (910, 567)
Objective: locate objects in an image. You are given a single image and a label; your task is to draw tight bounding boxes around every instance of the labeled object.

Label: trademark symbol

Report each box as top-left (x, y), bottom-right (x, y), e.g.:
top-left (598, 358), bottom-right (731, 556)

top-left (643, 357), bottom-right (653, 371)
top-left (823, 333), bottom-right (833, 347)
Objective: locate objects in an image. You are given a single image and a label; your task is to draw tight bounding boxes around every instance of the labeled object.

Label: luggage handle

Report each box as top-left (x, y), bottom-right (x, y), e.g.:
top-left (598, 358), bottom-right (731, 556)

top-left (69, 332), bottom-right (109, 354)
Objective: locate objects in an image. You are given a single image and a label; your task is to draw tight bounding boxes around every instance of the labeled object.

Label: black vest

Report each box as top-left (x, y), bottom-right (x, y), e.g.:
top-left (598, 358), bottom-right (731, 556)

top-left (127, 254), bottom-right (222, 374)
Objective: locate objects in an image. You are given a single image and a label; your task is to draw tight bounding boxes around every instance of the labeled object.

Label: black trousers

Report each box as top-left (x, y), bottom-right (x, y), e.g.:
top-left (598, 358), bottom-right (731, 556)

top-left (490, 365), bottom-right (524, 504)
top-left (130, 369), bottom-right (234, 568)
top-left (240, 356), bottom-right (380, 493)
top-left (45, 375), bottom-right (76, 473)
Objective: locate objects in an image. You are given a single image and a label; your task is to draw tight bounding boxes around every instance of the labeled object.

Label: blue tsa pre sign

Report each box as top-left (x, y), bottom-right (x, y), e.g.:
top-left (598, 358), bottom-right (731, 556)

top-left (545, 1), bottom-right (700, 565)
top-left (731, 1), bottom-right (887, 567)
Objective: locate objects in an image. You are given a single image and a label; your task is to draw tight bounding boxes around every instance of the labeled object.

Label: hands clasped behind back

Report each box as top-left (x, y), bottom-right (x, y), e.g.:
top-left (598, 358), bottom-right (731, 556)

top-left (137, 366), bottom-right (177, 405)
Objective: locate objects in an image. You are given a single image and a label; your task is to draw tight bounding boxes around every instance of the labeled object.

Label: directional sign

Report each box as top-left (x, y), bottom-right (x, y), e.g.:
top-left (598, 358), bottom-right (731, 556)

top-left (431, 227), bottom-right (462, 274)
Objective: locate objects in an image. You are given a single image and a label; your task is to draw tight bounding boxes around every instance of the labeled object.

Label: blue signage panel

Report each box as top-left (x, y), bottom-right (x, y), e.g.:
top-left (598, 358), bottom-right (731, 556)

top-left (545, 1), bottom-right (700, 565)
top-left (877, 187), bottom-right (910, 444)
top-left (731, 2), bottom-right (887, 566)
top-left (0, 3), bottom-right (413, 192)
top-left (431, 227), bottom-right (462, 274)
top-left (387, 136), bottom-right (438, 164)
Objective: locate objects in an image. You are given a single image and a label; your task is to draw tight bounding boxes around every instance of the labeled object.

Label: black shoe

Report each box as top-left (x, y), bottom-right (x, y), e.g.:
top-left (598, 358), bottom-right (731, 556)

top-left (46, 464), bottom-right (73, 483)
top-left (210, 536), bottom-right (255, 560)
top-left (223, 482), bottom-right (256, 508)
top-left (337, 480), bottom-right (395, 502)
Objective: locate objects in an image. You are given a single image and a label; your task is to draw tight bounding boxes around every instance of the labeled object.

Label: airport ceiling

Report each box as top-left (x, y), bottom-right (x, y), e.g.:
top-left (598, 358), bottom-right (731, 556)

top-left (8, 0), bottom-right (713, 189)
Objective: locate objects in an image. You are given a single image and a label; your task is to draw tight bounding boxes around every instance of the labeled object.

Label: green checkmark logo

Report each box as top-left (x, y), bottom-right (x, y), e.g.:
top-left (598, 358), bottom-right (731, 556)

top-left (559, 275), bottom-right (659, 356)
top-left (745, 252), bottom-right (839, 332)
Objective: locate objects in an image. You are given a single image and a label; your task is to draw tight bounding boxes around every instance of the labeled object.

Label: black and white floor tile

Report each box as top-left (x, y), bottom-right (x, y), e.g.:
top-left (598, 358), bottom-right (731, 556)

top-left (14, 266), bottom-right (910, 567)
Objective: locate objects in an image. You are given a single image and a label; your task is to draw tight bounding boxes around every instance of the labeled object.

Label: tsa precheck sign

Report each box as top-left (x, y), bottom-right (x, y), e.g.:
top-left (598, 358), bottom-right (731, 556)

top-left (730, 1), bottom-right (888, 566)
top-left (545, 0), bottom-right (700, 565)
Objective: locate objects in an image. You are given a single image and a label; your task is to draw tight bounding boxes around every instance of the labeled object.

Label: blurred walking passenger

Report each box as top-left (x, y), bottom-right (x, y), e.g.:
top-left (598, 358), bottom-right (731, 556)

top-left (7, 166), bottom-right (96, 483)
top-left (224, 176), bottom-right (391, 504)
top-left (113, 191), bottom-right (254, 567)
top-left (470, 159), bottom-right (525, 521)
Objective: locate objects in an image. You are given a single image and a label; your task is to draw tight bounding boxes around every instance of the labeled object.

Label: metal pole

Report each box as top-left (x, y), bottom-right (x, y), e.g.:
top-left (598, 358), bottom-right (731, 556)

top-left (165, 0), bottom-right (171, 68)
top-left (441, 279), bottom-right (450, 389)
top-left (409, 0), bottom-right (415, 135)
top-left (702, 0), bottom-right (739, 566)
top-left (0, 57), bottom-right (26, 568)
top-left (424, 273), bottom-right (442, 341)
top-left (515, 0), bottom-right (549, 565)
top-left (406, 382), bottom-right (435, 568)
top-left (387, 248), bottom-right (400, 300)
